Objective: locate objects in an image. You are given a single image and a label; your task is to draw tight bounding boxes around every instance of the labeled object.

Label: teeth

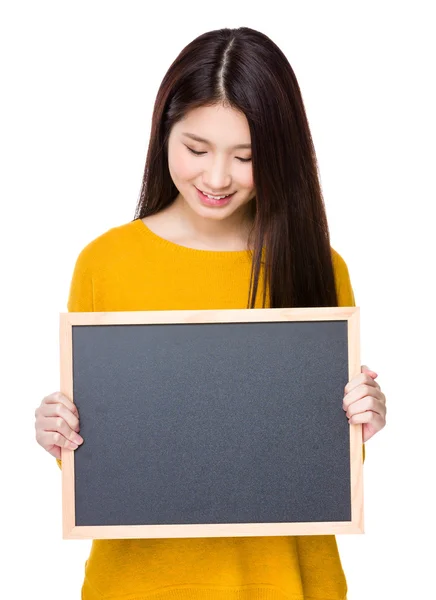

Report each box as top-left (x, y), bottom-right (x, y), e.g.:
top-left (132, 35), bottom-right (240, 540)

top-left (202, 191), bottom-right (231, 200)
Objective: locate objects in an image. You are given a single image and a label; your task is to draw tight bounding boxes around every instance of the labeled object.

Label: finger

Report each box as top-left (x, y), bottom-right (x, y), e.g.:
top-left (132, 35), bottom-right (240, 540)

top-left (344, 373), bottom-right (380, 396)
top-left (345, 382), bottom-right (386, 409)
top-left (47, 445), bottom-right (61, 460)
top-left (348, 410), bottom-right (385, 428)
top-left (344, 377), bottom-right (381, 405)
top-left (346, 395), bottom-right (386, 419)
top-left (40, 402), bottom-right (80, 433)
top-left (361, 365), bottom-right (378, 378)
top-left (42, 392), bottom-right (79, 417)
top-left (343, 384), bottom-right (384, 411)
top-left (39, 416), bottom-right (84, 445)
top-left (37, 429), bottom-right (81, 451)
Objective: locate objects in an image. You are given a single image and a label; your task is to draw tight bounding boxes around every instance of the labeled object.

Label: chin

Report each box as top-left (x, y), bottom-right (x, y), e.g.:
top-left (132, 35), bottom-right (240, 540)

top-left (195, 205), bottom-right (234, 219)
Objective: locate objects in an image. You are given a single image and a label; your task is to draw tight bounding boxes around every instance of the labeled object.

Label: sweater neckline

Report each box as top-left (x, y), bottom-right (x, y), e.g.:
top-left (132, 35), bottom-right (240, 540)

top-left (134, 218), bottom-right (253, 259)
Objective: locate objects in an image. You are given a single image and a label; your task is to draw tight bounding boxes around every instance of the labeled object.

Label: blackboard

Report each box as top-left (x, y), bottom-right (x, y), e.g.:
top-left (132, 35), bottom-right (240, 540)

top-left (59, 307), bottom-right (363, 539)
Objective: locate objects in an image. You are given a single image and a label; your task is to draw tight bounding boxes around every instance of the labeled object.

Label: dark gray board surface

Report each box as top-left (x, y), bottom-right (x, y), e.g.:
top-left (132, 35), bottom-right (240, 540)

top-left (72, 320), bottom-right (350, 527)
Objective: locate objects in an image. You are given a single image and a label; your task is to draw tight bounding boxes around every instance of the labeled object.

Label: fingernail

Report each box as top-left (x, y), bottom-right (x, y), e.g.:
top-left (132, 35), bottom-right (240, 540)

top-left (69, 442), bottom-right (78, 449)
top-left (73, 434), bottom-right (83, 444)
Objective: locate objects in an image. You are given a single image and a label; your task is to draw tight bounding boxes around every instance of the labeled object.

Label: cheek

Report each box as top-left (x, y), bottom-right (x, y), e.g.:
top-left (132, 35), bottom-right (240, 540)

top-left (168, 147), bottom-right (198, 182)
top-left (239, 168), bottom-right (254, 190)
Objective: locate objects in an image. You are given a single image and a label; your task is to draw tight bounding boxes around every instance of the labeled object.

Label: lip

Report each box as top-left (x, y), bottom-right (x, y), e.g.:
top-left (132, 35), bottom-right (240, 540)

top-left (195, 186), bottom-right (235, 207)
top-left (195, 186), bottom-right (235, 197)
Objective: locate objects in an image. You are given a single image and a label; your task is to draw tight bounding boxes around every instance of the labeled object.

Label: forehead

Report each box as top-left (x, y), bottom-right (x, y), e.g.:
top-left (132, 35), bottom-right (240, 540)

top-left (173, 105), bottom-right (251, 148)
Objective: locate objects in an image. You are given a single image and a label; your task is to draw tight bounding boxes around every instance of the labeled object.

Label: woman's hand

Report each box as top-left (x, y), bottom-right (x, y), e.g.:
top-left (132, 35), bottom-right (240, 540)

top-left (343, 365), bottom-right (387, 442)
top-left (35, 392), bottom-right (84, 460)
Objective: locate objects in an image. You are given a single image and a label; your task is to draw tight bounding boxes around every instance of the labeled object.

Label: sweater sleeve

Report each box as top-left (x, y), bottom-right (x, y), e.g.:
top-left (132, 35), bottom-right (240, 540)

top-left (56, 248), bottom-right (94, 471)
top-left (332, 248), bottom-right (355, 308)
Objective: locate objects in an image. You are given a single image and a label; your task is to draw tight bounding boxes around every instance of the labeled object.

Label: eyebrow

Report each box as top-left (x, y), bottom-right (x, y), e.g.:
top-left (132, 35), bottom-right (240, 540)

top-left (181, 132), bottom-right (251, 150)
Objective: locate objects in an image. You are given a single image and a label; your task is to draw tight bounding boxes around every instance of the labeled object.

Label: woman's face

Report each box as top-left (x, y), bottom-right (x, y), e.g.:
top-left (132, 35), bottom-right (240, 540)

top-left (167, 104), bottom-right (256, 222)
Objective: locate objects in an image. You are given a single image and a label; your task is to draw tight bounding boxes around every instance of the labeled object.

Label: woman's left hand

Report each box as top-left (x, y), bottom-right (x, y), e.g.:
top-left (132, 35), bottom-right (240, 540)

top-left (343, 365), bottom-right (387, 442)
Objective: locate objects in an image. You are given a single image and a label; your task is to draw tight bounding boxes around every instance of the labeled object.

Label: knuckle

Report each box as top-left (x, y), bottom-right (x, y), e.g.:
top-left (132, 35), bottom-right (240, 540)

top-left (53, 432), bottom-right (62, 445)
top-left (56, 417), bottom-right (64, 430)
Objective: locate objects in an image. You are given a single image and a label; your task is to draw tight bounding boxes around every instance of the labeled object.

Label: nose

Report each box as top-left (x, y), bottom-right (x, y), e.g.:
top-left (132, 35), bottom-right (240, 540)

top-left (203, 156), bottom-right (232, 190)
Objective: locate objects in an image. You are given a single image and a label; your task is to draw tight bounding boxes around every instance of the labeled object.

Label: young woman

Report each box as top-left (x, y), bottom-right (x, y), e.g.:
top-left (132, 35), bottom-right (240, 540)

top-left (34, 26), bottom-right (387, 600)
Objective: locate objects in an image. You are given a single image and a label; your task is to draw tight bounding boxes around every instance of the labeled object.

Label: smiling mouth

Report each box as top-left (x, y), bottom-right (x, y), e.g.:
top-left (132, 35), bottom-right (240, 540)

top-left (195, 186), bottom-right (236, 206)
top-left (195, 186), bottom-right (235, 199)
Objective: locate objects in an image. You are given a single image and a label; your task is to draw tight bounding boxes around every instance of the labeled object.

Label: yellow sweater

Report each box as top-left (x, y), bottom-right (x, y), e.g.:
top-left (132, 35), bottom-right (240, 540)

top-left (57, 217), bottom-right (359, 600)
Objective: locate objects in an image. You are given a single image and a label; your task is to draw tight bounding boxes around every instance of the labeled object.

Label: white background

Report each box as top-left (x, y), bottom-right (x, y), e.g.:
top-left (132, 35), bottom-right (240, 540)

top-left (1, 1), bottom-right (435, 599)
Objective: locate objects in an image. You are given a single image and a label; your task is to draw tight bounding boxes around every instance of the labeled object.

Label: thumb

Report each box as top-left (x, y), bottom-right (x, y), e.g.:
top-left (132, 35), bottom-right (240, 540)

top-left (362, 364), bottom-right (378, 379)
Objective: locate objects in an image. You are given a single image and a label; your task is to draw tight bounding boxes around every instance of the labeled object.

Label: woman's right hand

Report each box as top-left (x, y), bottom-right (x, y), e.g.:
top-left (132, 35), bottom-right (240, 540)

top-left (35, 392), bottom-right (84, 460)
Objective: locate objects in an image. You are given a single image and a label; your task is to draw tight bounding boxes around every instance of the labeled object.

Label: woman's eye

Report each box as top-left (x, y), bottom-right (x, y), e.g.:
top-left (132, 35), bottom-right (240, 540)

top-left (187, 147), bottom-right (205, 156)
top-left (186, 146), bottom-right (251, 163)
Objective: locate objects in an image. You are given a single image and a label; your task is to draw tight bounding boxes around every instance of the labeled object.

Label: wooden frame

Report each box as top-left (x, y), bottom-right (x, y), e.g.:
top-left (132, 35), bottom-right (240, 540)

top-left (60, 306), bottom-right (363, 539)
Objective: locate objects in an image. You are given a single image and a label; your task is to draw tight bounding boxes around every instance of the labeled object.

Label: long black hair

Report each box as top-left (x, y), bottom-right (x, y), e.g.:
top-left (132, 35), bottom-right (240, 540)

top-left (134, 27), bottom-right (339, 309)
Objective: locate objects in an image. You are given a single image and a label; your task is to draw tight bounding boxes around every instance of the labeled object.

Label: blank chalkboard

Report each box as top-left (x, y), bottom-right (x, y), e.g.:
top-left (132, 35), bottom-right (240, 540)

top-left (59, 307), bottom-right (363, 539)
